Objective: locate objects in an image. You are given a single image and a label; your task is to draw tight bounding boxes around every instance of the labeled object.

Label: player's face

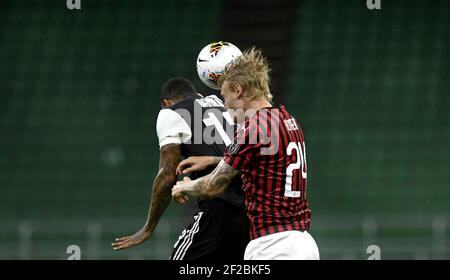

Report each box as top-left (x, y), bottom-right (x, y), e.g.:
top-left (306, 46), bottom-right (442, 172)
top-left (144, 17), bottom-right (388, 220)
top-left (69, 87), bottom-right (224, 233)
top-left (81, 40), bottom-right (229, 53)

top-left (221, 81), bottom-right (247, 123)
top-left (220, 81), bottom-right (241, 110)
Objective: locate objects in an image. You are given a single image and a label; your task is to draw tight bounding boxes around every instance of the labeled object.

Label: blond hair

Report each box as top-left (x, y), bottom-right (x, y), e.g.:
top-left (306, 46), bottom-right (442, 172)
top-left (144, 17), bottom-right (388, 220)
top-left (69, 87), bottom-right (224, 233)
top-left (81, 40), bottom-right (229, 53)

top-left (219, 47), bottom-right (273, 101)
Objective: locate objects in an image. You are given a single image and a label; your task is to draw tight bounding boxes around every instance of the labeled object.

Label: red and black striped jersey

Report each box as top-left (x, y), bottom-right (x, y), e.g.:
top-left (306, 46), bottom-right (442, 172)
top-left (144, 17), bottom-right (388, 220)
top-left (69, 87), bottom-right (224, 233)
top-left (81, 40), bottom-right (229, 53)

top-left (223, 105), bottom-right (311, 240)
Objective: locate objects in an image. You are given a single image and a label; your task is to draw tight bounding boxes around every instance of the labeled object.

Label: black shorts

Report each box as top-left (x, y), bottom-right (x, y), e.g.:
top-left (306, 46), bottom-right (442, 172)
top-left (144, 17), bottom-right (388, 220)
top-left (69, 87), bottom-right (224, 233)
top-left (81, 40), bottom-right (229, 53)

top-left (169, 199), bottom-right (249, 260)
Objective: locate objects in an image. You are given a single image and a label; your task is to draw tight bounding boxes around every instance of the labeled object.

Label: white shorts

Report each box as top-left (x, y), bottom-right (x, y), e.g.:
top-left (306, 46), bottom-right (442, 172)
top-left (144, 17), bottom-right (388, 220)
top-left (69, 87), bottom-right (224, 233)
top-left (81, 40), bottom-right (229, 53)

top-left (244, 230), bottom-right (320, 260)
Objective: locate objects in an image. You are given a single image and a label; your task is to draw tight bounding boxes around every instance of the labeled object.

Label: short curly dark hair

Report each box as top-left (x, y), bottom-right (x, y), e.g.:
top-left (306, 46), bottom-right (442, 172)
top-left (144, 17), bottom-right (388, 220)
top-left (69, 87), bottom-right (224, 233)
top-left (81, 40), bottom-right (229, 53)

top-left (161, 77), bottom-right (196, 99)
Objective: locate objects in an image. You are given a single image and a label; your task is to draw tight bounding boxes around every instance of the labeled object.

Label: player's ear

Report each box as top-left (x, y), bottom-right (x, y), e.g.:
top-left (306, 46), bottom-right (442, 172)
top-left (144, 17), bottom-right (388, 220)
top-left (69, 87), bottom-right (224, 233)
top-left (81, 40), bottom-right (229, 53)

top-left (234, 84), bottom-right (244, 98)
top-left (161, 99), bottom-right (173, 108)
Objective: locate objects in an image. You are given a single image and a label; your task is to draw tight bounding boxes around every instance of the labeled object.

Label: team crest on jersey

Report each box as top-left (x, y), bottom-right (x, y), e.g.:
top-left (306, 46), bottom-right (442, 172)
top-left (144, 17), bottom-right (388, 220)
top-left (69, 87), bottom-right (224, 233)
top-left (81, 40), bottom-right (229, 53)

top-left (284, 118), bottom-right (298, 131)
top-left (227, 142), bottom-right (240, 155)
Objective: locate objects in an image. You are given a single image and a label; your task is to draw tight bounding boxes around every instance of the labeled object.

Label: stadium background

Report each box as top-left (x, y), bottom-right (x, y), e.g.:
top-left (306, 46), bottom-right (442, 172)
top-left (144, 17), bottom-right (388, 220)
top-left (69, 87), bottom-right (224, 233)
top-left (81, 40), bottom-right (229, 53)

top-left (0, 0), bottom-right (449, 259)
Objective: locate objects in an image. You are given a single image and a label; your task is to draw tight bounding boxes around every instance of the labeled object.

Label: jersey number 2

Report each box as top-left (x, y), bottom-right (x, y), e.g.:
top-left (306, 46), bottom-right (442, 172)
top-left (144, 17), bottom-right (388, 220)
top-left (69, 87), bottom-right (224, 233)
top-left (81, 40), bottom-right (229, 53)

top-left (285, 141), bottom-right (307, 198)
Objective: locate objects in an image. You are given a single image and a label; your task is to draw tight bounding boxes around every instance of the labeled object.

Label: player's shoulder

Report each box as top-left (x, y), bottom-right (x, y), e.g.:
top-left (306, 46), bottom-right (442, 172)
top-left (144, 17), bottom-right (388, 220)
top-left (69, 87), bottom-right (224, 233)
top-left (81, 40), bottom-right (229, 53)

top-left (278, 104), bottom-right (301, 123)
top-left (250, 104), bottom-right (301, 131)
top-left (255, 104), bottom-right (298, 121)
top-left (249, 105), bottom-right (281, 125)
top-left (156, 96), bottom-right (196, 127)
top-left (194, 94), bottom-right (225, 108)
top-left (168, 94), bottom-right (200, 111)
top-left (169, 93), bottom-right (224, 112)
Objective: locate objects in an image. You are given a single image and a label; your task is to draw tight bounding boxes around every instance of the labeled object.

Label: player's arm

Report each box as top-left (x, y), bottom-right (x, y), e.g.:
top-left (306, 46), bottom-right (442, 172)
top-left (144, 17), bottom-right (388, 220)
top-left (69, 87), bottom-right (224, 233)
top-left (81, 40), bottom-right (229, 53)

top-left (172, 159), bottom-right (238, 203)
top-left (112, 108), bottom-right (191, 251)
top-left (176, 156), bottom-right (222, 175)
top-left (174, 121), bottom-right (258, 202)
top-left (112, 144), bottom-right (180, 250)
top-left (145, 144), bottom-right (181, 232)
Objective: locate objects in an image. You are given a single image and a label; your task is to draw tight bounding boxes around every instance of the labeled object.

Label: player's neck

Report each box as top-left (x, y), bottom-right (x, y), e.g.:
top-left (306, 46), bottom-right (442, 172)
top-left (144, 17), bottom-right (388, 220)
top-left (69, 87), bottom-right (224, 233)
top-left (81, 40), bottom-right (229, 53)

top-left (243, 98), bottom-right (272, 112)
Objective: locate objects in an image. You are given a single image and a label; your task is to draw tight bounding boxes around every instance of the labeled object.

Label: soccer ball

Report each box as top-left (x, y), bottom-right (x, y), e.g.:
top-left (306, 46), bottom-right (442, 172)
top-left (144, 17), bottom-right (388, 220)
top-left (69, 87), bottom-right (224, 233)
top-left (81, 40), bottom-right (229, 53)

top-left (196, 41), bottom-right (242, 90)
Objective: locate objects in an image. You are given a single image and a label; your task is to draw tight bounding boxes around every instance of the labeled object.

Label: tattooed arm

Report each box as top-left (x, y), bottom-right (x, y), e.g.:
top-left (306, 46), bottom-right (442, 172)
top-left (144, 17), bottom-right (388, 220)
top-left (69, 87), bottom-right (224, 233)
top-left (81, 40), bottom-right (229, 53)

top-left (112, 144), bottom-right (181, 250)
top-left (172, 160), bottom-right (238, 203)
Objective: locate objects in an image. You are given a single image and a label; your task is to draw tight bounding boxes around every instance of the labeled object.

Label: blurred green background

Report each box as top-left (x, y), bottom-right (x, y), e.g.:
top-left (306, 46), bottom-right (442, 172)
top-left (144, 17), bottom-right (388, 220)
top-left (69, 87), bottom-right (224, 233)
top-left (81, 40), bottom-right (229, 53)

top-left (0, 0), bottom-right (449, 259)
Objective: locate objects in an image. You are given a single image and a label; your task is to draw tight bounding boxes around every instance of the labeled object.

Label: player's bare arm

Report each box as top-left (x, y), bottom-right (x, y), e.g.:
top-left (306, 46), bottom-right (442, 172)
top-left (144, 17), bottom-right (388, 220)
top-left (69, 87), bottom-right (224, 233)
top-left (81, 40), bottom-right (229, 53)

top-left (176, 156), bottom-right (222, 175)
top-left (112, 144), bottom-right (181, 250)
top-left (172, 160), bottom-right (238, 203)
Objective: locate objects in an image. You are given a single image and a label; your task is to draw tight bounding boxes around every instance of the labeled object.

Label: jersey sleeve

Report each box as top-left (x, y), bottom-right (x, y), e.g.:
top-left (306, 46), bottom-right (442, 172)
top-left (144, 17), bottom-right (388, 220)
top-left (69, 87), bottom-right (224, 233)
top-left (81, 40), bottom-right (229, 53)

top-left (156, 109), bottom-right (192, 149)
top-left (223, 120), bottom-right (260, 171)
